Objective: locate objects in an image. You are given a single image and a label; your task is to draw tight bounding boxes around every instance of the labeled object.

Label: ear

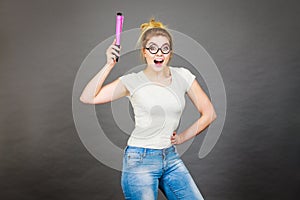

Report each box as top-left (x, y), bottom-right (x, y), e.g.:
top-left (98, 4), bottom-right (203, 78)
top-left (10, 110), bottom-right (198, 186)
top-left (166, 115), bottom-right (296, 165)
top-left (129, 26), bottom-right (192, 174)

top-left (169, 50), bottom-right (173, 59)
top-left (141, 48), bottom-right (147, 63)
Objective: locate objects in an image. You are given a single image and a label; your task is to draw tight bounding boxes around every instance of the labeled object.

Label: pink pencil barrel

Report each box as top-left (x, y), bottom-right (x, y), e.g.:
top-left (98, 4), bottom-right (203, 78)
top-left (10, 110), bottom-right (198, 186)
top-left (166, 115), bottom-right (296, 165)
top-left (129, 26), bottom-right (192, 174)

top-left (115, 12), bottom-right (124, 46)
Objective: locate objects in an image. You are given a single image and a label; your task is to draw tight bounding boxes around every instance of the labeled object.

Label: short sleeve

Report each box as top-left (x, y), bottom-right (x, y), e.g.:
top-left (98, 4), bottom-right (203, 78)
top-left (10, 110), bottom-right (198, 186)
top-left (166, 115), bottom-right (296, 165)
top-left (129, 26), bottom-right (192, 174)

top-left (119, 73), bottom-right (136, 97)
top-left (179, 67), bottom-right (196, 92)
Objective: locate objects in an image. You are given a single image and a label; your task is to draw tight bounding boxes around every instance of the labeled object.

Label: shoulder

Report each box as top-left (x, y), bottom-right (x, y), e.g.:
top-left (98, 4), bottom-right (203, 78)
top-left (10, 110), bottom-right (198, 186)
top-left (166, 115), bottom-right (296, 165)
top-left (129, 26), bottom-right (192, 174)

top-left (171, 66), bottom-right (196, 92)
top-left (171, 66), bottom-right (195, 78)
top-left (119, 72), bottom-right (139, 83)
top-left (119, 71), bottom-right (143, 96)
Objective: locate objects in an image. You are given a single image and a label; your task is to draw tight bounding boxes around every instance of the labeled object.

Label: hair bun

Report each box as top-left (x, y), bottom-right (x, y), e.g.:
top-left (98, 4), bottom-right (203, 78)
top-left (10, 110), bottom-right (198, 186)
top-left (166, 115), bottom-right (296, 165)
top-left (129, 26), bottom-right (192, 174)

top-left (140, 18), bottom-right (166, 31)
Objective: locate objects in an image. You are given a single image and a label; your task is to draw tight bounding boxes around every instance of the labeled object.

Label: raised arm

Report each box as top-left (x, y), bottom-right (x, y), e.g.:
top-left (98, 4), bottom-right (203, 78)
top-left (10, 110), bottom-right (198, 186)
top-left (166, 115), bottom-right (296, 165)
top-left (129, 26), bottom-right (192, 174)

top-left (79, 39), bottom-right (129, 104)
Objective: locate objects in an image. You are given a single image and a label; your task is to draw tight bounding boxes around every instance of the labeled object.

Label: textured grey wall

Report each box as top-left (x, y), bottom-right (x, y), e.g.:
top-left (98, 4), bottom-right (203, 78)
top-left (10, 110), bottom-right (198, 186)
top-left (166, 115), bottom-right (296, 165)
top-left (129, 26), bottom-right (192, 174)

top-left (0, 0), bottom-right (299, 199)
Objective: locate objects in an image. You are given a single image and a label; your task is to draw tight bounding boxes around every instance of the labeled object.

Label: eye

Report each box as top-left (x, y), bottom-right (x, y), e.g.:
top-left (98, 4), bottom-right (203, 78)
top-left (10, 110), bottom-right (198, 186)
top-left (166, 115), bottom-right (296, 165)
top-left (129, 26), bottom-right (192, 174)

top-left (149, 45), bottom-right (158, 51)
top-left (162, 45), bottom-right (170, 51)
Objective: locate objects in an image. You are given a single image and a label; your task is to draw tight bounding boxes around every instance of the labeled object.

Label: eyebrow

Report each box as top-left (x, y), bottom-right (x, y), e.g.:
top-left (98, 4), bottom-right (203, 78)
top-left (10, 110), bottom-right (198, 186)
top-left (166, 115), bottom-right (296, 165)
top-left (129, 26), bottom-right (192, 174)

top-left (147, 42), bottom-right (170, 46)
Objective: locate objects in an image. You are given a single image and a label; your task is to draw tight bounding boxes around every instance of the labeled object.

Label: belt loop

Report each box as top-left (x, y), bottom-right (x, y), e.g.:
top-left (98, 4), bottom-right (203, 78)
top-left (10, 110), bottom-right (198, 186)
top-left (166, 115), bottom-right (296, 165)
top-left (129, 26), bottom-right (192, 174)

top-left (143, 148), bottom-right (147, 157)
top-left (123, 145), bottom-right (128, 154)
top-left (173, 145), bottom-right (177, 153)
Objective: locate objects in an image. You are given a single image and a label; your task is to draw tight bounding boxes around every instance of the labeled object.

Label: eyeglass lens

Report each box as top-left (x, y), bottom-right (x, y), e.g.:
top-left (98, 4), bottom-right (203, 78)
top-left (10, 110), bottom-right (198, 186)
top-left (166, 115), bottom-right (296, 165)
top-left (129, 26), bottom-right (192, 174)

top-left (146, 44), bottom-right (171, 54)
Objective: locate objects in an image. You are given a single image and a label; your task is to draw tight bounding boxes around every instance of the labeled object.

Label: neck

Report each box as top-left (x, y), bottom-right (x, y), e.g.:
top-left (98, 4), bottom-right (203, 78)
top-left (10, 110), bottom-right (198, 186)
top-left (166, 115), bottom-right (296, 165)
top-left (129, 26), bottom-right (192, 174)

top-left (144, 65), bottom-right (171, 79)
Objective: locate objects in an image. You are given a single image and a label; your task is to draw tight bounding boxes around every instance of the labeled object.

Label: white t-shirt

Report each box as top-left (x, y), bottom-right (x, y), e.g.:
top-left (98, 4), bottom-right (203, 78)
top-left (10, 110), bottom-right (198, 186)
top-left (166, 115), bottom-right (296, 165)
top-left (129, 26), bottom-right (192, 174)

top-left (119, 66), bottom-right (195, 149)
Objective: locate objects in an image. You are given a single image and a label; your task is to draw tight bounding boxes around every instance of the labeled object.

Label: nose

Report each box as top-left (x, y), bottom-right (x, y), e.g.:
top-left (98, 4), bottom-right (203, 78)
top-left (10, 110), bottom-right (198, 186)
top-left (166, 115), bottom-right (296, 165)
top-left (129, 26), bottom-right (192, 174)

top-left (156, 48), bottom-right (163, 56)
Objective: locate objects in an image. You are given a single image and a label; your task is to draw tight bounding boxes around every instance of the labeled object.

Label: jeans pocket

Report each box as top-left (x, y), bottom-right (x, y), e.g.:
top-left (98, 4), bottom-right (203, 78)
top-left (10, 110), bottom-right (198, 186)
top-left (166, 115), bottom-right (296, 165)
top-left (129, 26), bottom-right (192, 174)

top-left (125, 152), bottom-right (142, 168)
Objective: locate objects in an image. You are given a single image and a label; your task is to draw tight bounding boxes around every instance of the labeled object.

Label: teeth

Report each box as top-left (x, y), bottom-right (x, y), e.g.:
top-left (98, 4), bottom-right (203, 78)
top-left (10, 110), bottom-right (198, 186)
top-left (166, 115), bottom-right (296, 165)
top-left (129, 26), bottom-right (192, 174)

top-left (154, 59), bottom-right (164, 64)
top-left (154, 60), bottom-right (163, 64)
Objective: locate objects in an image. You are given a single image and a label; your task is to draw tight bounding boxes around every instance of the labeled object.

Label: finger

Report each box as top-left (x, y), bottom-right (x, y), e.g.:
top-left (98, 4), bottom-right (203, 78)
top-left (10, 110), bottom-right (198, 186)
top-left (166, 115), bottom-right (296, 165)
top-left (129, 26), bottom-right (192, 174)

top-left (107, 48), bottom-right (119, 56)
top-left (112, 38), bottom-right (116, 45)
top-left (110, 55), bottom-right (116, 61)
top-left (111, 49), bottom-right (120, 57)
top-left (112, 45), bottom-right (121, 52)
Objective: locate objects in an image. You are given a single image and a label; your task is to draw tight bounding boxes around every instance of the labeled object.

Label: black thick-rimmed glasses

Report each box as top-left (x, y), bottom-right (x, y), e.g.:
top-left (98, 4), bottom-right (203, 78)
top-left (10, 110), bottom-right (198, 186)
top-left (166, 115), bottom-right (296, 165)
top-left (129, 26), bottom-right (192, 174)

top-left (145, 44), bottom-right (171, 54)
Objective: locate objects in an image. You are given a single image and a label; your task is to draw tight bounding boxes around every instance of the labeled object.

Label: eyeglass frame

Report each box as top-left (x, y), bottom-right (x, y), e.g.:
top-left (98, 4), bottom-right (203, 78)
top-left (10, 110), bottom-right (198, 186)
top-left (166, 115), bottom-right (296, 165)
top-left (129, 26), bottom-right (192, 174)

top-left (144, 43), bottom-right (172, 54)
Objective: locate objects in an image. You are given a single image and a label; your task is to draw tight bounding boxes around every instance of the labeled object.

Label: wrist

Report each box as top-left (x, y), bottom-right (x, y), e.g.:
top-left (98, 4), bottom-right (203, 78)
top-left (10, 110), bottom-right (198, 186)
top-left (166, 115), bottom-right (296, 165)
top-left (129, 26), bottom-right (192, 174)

top-left (104, 62), bottom-right (115, 72)
top-left (106, 62), bottom-right (115, 68)
top-left (178, 133), bottom-right (185, 144)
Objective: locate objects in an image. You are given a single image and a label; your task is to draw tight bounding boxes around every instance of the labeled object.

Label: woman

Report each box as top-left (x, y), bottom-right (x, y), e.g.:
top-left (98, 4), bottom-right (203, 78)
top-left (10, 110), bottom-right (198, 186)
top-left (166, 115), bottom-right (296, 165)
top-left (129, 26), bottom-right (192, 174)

top-left (80, 18), bottom-right (217, 200)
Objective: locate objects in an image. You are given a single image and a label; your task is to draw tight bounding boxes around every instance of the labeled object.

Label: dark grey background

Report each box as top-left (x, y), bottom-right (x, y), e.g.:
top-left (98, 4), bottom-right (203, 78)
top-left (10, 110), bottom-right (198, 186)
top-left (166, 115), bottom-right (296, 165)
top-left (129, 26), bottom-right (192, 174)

top-left (0, 0), bottom-right (299, 199)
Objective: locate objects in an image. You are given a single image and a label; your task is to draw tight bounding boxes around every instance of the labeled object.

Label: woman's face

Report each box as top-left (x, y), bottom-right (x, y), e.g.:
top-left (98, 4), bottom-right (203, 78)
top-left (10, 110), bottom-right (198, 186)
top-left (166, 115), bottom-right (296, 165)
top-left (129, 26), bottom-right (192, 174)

top-left (143, 35), bottom-right (172, 71)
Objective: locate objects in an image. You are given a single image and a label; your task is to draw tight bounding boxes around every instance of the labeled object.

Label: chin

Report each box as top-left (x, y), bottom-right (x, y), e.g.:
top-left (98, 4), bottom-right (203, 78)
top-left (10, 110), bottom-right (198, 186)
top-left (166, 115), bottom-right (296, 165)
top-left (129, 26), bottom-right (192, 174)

top-left (148, 63), bottom-right (165, 71)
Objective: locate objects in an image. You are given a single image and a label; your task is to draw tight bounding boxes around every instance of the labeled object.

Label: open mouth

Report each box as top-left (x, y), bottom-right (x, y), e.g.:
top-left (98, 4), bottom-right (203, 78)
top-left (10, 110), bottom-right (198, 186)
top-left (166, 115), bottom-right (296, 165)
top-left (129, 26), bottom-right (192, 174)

top-left (154, 59), bottom-right (164, 64)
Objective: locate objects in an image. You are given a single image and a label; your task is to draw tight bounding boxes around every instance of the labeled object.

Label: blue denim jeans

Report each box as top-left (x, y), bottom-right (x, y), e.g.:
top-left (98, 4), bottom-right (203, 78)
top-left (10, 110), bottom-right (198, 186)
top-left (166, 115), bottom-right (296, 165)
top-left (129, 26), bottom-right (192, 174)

top-left (121, 145), bottom-right (205, 200)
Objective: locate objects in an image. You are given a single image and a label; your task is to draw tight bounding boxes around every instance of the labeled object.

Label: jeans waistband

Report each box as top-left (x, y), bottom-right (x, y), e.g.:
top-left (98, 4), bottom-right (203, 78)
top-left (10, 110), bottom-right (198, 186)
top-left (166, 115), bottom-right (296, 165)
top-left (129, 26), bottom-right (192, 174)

top-left (124, 145), bottom-right (176, 155)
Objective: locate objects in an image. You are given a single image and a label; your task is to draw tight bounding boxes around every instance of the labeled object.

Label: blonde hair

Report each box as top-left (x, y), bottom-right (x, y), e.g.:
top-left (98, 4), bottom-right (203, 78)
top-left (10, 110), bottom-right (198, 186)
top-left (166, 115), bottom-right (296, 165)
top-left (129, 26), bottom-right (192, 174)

top-left (137, 18), bottom-right (173, 63)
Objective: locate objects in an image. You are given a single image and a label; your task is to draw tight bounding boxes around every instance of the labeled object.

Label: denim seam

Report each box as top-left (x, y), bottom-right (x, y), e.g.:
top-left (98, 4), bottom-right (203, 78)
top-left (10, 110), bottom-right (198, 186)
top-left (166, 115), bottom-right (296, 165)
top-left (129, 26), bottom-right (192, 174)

top-left (165, 179), bottom-right (180, 200)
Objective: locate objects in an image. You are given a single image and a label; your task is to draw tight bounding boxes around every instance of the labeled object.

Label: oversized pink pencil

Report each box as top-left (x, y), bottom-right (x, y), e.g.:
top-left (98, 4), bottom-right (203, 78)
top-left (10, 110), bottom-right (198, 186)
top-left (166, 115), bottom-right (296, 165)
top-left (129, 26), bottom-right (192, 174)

top-left (115, 12), bottom-right (124, 62)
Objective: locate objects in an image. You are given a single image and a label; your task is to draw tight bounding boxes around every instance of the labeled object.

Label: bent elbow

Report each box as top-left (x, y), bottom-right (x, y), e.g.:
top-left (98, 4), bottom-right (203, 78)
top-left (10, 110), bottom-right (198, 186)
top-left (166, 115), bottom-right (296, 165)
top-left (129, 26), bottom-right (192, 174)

top-left (212, 111), bottom-right (217, 121)
top-left (206, 110), bottom-right (217, 124)
top-left (80, 96), bottom-right (94, 104)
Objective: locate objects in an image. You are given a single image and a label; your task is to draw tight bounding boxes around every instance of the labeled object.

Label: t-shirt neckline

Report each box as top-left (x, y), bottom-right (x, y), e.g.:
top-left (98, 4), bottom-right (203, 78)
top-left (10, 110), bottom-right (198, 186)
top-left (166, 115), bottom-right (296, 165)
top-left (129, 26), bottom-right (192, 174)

top-left (140, 66), bottom-right (174, 88)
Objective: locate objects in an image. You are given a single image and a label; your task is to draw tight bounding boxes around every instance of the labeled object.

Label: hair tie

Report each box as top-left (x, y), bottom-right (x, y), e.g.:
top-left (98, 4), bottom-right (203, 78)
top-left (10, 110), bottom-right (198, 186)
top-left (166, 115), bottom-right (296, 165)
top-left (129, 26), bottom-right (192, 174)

top-left (140, 18), bottom-right (166, 32)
